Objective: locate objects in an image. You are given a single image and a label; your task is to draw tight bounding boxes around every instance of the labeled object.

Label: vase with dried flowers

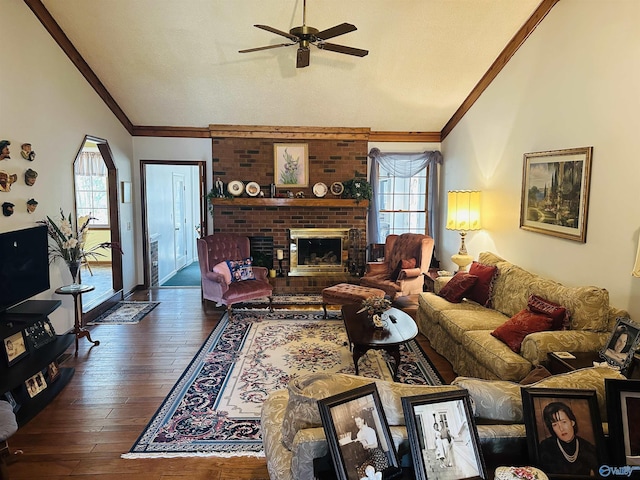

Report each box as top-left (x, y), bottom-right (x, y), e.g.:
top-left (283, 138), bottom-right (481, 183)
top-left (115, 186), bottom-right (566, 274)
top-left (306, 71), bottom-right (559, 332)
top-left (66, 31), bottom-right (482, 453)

top-left (38, 209), bottom-right (122, 285)
top-left (357, 296), bottom-right (392, 328)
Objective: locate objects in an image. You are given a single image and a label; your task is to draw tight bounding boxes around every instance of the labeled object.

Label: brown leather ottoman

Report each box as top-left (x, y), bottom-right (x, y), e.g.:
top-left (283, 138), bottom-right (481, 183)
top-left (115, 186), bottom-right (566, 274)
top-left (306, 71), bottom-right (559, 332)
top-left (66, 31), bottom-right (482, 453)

top-left (321, 283), bottom-right (386, 318)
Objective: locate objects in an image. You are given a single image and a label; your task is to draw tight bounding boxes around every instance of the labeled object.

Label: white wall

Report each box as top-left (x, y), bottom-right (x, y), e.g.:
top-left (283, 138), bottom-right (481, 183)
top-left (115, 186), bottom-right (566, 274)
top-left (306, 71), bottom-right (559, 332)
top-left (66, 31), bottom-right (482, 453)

top-left (441, 0), bottom-right (640, 317)
top-left (1, 2), bottom-right (136, 333)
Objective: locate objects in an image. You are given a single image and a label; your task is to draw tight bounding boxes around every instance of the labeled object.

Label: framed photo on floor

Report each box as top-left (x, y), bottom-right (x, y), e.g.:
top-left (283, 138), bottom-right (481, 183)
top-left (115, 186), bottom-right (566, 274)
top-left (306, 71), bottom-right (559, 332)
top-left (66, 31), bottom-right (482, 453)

top-left (519, 146), bottom-right (593, 243)
top-left (4, 330), bottom-right (28, 366)
top-left (522, 387), bottom-right (607, 478)
top-left (274, 143), bottom-right (308, 188)
top-left (599, 317), bottom-right (640, 372)
top-left (402, 389), bottom-right (487, 480)
top-left (605, 378), bottom-right (640, 468)
top-left (318, 383), bottom-right (400, 480)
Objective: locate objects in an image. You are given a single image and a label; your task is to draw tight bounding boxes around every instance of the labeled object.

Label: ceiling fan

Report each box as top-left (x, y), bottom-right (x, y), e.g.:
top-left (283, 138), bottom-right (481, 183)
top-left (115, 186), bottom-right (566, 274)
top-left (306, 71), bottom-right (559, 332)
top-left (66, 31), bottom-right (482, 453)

top-left (238, 0), bottom-right (369, 68)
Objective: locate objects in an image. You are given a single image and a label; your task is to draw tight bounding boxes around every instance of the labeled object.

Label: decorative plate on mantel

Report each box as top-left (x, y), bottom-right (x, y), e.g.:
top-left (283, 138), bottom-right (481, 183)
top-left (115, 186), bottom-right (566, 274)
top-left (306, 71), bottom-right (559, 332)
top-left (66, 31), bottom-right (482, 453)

top-left (227, 180), bottom-right (244, 196)
top-left (245, 182), bottom-right (260, 197)
top-left (312, 182), bottom-right (328, 197)
top-left (330, 182), bottom-right (344, 195)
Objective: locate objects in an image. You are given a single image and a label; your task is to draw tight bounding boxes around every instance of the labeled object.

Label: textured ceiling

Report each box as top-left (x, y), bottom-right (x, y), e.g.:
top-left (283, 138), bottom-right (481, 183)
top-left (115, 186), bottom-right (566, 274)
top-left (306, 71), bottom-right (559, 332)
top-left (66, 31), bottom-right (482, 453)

top-left (39, 0), bottom-right (542, 132)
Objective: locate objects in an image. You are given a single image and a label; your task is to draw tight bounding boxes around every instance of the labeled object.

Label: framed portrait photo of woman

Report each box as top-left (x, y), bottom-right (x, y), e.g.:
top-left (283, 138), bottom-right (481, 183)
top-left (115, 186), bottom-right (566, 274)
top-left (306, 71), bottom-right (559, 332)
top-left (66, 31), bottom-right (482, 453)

top-left (318, 383), bottom-right (400, 480)
top-left (600, 317), bottom-right (640, 372)
top-left (522, 387), bottom-right (607, 478)
top-left (402, 389), bottom-right (487, 480)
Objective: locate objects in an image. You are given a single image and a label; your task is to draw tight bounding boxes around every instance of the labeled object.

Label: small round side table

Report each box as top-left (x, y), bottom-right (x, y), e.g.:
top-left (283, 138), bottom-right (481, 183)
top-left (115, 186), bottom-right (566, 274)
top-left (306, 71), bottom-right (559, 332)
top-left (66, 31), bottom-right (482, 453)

top-left (55, 284), bottom-right (100, 356)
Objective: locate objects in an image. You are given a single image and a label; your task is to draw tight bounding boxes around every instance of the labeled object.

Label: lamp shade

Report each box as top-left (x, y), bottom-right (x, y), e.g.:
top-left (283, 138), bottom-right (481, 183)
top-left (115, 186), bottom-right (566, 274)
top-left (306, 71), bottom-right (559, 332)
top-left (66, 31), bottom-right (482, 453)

top-left (446, 190), bottom-right (481, 231)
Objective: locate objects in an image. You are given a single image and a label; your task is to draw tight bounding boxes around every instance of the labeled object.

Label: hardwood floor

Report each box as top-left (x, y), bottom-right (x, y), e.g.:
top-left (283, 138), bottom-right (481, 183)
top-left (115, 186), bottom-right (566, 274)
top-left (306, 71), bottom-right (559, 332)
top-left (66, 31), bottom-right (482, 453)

top-left (6, 288), bottom-right (456, 480)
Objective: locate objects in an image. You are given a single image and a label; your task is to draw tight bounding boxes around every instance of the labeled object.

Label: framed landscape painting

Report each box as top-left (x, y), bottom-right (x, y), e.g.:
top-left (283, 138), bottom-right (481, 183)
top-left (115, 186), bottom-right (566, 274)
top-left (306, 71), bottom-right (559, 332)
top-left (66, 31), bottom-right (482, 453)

top-left (521, 387), bottom-right (607, 478)
top-left (318, 383), bottom-right (400, 480)
top-left (519, 147), bottom-right (593, 243)
top-left (274, 143), bottom-right (308, 188)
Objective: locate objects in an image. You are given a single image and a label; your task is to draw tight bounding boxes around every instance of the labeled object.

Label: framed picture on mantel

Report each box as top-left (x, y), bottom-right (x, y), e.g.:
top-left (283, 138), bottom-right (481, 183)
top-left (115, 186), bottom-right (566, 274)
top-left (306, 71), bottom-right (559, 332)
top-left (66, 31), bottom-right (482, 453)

top-left (274, 143), bottom-right (308, 188)
top-left (519, 146), bottom-right (593, 243)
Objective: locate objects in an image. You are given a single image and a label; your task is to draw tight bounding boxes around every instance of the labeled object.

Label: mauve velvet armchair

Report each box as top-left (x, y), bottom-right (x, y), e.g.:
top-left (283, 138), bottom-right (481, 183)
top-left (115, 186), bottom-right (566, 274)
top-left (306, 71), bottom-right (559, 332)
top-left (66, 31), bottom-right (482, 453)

top-left (360, 233), bottom-right (434, 299)
top-left (196, 234), bottom-right (273, 313)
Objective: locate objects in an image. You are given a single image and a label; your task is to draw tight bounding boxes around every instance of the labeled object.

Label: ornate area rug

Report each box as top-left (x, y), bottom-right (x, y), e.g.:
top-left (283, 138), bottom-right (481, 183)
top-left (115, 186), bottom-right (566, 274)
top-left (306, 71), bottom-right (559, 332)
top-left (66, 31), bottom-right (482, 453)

top-left (123, 308), bottom-right (442, 458)
top-left (87, 301), bottom-right (160, 325)
top-left (233, 292), bottom-right (323, 308)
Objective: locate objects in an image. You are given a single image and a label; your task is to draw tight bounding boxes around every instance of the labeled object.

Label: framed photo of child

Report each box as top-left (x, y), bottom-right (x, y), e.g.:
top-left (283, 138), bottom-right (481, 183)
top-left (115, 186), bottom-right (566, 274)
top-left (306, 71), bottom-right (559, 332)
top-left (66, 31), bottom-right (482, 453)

top-left (318, 383), bottom-right (400, 480)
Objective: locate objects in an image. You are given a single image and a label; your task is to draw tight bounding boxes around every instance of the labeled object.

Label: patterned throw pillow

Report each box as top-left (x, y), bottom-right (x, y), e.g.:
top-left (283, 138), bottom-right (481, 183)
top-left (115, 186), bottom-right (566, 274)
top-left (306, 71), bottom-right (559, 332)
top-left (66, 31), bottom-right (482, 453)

top-left (465, 261), bottom-right (498, 307)
top-left (437, 273), bottom-right (478, 303)
top-left (527, 294), bottom-right (569, 330)
top-left (225, 257), bottom-right (255, 282)
top-left (491, 309), bottom-right (554, 353)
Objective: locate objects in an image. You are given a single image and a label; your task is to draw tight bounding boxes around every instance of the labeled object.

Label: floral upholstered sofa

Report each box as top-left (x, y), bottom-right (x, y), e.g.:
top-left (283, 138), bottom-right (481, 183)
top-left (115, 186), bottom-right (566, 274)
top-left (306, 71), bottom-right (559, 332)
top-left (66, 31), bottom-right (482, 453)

top-left (261, 367), bottom-right (623, 480)
top-left (415, 252), bottom-right (629, 381)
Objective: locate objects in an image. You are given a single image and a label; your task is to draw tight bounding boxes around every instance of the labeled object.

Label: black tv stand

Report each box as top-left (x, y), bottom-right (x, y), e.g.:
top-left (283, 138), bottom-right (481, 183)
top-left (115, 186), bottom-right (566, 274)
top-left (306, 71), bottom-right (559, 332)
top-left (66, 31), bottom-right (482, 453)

top-left (0, 300), bottom-right (75, 426)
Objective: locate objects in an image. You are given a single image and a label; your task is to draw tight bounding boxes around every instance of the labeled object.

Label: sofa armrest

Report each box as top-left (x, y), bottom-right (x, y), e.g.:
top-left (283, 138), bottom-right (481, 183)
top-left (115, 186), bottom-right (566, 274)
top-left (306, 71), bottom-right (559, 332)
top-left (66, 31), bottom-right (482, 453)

top-left (253, 266), bottom-right (269, 281)
top-left (434, 276), bottom-right (452, 294)
top-left (262, 390), bottom-right (294, 480)
top-left (397, 267), bottom-right (422, 280)
top-left (520, 330), bottom-right (609, 366)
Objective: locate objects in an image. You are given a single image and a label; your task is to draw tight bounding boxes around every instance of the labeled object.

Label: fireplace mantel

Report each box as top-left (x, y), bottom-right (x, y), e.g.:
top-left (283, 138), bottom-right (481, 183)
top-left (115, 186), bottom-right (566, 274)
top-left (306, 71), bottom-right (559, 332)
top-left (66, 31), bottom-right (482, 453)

top-left (211, 198), bottom-right (369, 208)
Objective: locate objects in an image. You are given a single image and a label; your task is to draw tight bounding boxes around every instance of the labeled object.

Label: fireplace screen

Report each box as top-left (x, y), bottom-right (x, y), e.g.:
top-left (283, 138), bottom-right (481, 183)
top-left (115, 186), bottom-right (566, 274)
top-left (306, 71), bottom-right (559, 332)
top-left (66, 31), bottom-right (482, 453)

top-left (289, 228), bottom-right (350, 276)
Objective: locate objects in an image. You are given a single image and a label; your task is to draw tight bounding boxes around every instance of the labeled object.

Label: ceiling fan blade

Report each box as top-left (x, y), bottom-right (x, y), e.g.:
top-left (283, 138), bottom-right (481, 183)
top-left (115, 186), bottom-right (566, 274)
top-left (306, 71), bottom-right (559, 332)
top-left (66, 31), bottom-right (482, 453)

top-left (254, 24), bottom-right (299, 42)
top-left (296, 47), bottom-right (310, 68)
top-left (239, 43), bottom-right (294, 53)
top-left (315, 23), bottom-right (357, 40)
top-left (318, 42), bottom-right (369, 57)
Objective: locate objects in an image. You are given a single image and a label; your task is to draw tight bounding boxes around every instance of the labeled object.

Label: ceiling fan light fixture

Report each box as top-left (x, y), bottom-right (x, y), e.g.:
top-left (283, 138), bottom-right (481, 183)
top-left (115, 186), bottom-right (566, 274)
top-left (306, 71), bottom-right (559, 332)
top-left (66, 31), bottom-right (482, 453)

top-left (239, 1), bottom-right (369, 68)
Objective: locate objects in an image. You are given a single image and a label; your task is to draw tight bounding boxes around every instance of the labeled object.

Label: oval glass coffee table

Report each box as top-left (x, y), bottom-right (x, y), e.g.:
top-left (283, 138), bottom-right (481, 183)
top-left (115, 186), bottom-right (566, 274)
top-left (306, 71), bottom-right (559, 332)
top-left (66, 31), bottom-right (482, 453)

top-left (341, 303), bottom-right (418, 381)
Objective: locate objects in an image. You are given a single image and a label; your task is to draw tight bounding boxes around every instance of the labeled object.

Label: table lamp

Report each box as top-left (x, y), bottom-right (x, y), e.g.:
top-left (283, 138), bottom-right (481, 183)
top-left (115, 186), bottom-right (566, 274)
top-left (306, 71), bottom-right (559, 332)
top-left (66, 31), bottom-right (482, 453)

top-left (446, 190), bottom-right (481, 272)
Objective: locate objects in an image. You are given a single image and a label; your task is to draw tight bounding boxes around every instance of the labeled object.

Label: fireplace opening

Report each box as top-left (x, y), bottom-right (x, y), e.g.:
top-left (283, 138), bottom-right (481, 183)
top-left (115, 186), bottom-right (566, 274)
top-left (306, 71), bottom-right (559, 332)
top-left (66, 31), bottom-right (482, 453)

top-left (297, 238), bottom-right (341, 266)
top-left (289, 228), bottom-right (350, 276)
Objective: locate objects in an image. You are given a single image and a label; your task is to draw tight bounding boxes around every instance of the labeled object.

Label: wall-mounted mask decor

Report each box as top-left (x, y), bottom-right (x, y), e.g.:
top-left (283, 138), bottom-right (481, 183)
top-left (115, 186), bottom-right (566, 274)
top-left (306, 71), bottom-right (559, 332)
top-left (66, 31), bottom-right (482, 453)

top-left (25, 168), bottom-right (38, 186)
top-left (2, 202), bottom-right (14, 216)
top-left (21, 143), bottom-right (36, 161)
top-left (0, 140), bottom-right (10, 161)
top-left (26, 198), bottom-right (38, 213)
top-left (0, 171), bottom-right (17, 192)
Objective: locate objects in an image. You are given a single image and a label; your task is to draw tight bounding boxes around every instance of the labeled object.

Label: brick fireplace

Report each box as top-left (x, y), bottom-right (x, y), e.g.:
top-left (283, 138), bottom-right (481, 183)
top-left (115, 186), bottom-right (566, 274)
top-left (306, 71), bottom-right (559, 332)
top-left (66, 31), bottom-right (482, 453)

top-left (210, 132), bottom-right (370, 292)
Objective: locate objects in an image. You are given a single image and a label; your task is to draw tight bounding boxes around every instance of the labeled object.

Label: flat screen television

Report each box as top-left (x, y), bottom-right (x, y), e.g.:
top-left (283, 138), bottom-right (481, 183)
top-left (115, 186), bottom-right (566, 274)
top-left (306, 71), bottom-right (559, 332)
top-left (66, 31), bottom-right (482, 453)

top-left (0, 226), bottom-right (50, 314)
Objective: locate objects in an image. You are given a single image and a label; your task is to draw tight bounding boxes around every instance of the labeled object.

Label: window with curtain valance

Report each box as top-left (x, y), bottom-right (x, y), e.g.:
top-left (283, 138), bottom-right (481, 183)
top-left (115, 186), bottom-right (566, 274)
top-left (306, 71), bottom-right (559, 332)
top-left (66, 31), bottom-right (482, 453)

top-left (74, 150), bottom-right (109, 226)
top-left (367, 148), bottom-right (443, 246)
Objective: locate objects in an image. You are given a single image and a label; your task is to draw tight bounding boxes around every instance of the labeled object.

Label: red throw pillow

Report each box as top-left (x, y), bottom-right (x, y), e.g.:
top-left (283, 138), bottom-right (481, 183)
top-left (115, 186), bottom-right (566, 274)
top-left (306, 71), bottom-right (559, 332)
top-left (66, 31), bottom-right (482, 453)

top-left (401, 258), bottom-right (417, 269)
top-left (491, 309), bottom-right (554, 353)
top-left (391, 258), bottom-right (418, 281)
top-left (528, 294), bottom-right (570, 330)
top-left (465, 261), bottom-right (498, 307)
top-left (437, 273), bottom-right (478, 303)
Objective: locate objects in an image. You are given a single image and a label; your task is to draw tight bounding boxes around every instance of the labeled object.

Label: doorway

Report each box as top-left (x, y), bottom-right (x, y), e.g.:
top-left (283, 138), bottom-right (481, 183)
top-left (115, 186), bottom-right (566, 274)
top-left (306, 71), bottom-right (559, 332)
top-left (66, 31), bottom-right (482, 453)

top-left (73, 136), bottom-right (124, 319)
top-left (140, 161), bottom-right (206, 289)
